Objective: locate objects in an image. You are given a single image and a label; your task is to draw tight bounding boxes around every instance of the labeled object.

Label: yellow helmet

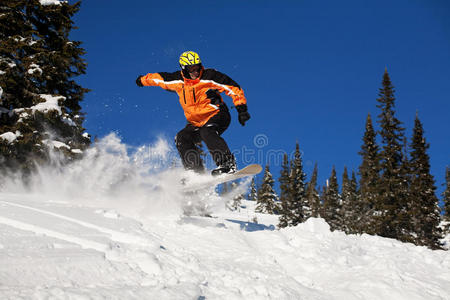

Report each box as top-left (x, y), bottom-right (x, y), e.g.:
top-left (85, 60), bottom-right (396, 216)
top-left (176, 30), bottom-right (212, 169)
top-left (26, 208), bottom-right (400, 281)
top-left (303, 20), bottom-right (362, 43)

top-left (179, 51), bottom-right (201, 69)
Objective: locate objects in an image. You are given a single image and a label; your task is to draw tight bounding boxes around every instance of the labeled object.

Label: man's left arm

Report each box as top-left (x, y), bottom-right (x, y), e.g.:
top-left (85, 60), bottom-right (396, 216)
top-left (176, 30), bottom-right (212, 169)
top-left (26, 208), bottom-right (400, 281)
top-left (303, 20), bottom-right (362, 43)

top-left (205, 70), bottom-right (250, 126)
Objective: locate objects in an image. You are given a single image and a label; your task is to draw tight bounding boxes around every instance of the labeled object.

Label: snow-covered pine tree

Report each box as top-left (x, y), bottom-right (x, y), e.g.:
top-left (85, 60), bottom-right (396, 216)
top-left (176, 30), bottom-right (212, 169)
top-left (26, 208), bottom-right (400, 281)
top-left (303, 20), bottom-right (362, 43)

top-left (375, 69), bottom-right (407, 240)
top-left (305, 163), bottom-right (320, 218)
top-left (319, 185), bottom-right (328, 218)
top-left (340, 167), bottom-right (354, 234)
top-left (358, 113), bottom-right (379, 234)
top-left (443, 167), bottom-right (450, 234)
top-left (396, 136), bottom-right (414, 242)
top-left (232, 193), bottom-right (244, 210)
top-left (380, 135), bottom-right (413, 241)
top-left (349, 171), bottom-right (361, 233)
top-left (230, 182), bottom-right (244, 211)
top-left (443, 167), bottom-right (450, 222)
top-left (278, 153), bottom-right (293, 228)
top-left (408, 114), bottom-right (442, 249)
top-left (248, 177), bottom-right (257, 201)
top-left (256, 165), bottom-right (279, 214)
top-left (289, 142), bottom-right (308, 225)
top-left (0, 0), bottom-right (90, 174)
top-left (323, 166), bottom-right (342, 231)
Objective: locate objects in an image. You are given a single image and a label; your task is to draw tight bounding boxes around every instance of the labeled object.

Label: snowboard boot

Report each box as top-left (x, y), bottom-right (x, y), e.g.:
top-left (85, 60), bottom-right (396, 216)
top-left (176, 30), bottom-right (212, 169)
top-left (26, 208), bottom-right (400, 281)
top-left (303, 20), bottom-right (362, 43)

top-left (211, 154), bottom-right (237, 176)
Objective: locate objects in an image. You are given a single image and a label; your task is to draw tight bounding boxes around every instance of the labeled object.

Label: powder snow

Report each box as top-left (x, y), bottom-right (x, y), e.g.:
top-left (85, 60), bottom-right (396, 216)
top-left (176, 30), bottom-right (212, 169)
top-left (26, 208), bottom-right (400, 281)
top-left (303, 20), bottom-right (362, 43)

top-left (0, 134), bottom-right (449, 299)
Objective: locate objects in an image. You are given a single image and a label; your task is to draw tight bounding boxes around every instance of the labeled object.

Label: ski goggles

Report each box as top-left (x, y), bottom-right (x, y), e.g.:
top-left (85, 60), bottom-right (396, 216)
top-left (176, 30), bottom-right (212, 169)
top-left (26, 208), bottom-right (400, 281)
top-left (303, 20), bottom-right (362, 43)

top-left (186, 64), bottom-right (202, 73)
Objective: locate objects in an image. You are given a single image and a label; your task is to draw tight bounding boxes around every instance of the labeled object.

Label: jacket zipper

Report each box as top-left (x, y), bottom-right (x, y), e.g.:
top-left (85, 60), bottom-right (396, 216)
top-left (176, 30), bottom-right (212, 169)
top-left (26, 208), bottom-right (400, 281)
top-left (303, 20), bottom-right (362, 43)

top-left (183, 87), bottom-right (186, 104)
top-left (192, 88), bottom-right (197, 103)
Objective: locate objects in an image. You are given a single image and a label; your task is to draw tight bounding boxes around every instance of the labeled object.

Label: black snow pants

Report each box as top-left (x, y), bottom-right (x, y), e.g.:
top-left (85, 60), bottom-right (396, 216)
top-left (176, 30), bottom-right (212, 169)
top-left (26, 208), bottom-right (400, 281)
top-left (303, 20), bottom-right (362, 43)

top-left (175, 104), bottom-right (232, 172)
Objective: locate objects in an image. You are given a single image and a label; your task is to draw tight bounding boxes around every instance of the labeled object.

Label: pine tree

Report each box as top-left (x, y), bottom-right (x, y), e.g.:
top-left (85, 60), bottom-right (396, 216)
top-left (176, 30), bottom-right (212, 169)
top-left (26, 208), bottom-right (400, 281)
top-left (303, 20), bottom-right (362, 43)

top-left (408, 114), bottom-right (442, 249)
top-left (443, 167), bottom-right (450, 222)
top-left (279, 144), bottom-right (309, 227)
top-left (289, 142), bottom-right (308, 225)
top-left (340, 167), bottom-right (354, 233)
top-left (256, 165), bottom-right (279, 214)
top-left (305, 163), bottom-right (321, 218)
top-left (0, 1), bottom-right (90, 174)
top-left (230, 182), bottom-right (244, 211)
top-left (232, 193), bottom-right (244, 210)
top-left (248, 177), bottom-right (257, 201)
top-left (349, 171), bottom-right (361, 233)
top-left (323, 166), bottom-right (342, 231)
top-left (319, 185), bottom-right (328, 219)
top-left (358, 113), bottom-right (379, 234)
top-left (278, 154), bottom-right (292, 228)
top-left (443, 167), bottom-right (450, 235)
top-left (375, 69), bottom-right (407, 240)
top-left (397, 136), bottom-right (413, 242)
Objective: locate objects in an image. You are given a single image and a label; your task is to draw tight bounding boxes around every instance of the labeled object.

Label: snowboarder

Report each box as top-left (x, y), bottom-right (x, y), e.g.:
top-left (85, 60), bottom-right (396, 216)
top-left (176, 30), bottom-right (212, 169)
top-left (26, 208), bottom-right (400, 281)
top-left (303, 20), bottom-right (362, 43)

top-left (136, 51), bottom-right (250, 175)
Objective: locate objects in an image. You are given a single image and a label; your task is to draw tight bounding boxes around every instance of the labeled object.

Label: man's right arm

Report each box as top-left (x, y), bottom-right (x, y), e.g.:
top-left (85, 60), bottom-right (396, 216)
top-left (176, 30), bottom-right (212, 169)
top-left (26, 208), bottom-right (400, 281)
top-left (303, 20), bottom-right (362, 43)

top-left (135, 71), bottom-right (183, 92)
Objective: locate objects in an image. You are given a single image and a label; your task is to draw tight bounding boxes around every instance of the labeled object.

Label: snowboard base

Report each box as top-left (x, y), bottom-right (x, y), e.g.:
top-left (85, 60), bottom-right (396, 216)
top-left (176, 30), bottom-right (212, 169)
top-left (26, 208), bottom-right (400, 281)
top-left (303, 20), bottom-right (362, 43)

top-left (181, 164), bottom-right (262, 193)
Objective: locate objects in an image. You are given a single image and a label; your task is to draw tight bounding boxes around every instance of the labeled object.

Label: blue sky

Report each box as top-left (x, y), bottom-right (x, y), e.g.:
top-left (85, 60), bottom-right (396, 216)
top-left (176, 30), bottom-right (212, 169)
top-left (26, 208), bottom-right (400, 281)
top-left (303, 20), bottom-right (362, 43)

top-left (71, 0), bottom-right (450, 197)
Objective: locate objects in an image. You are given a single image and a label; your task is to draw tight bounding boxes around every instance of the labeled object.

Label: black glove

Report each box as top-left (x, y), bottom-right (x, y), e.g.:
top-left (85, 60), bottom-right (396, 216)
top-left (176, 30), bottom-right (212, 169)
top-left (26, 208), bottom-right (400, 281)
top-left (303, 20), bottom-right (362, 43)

top-left (136, 75), bottom-right (144, 87)
top-left (236, 104), bottom-right (250, 126)
top-left (206, 89), bottom-right (221, 105)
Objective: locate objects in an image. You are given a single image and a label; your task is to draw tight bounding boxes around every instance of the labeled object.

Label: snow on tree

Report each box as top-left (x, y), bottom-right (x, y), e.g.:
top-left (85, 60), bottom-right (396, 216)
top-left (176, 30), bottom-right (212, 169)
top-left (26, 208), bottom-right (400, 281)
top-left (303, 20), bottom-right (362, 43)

top-left (340, 167), bottom-right (355, 234)
top-left (278, 154), bottom-right (292, 228)
top-left (443, 167), bottom-right (450, 221)
top-left (278, 143), bottom-right (309, 227)
top-left (248, 177), bottom-right (257, 201)
top-left (348, 171), bottom-right (361, 233)
top-left (305, 163), bottom-right (320, 218)
top-left (0, 0), bottom-right (90, 174)
top-left (443, 167), bottom-right (450, 235)
top-left (256, 165), bottom-right (279, 215)
top-left (230, 182), bottom-right (244, 211)
top-left (231, 193), bottom-right (244, 211)
top-left (323, 166), bottom-right (342, 231)
top-left (357, 113), bottom-right (379, 234)
top-left (289, 143), bottom-right (308, 224)
top-left (397, 135), bottom-right (413, 243)
top-left (374, 69), bottom-right (408, 240)
top-left (319, 185), bottom-right (327, 218)
top-left (408, 114), bottom-right (442, 249)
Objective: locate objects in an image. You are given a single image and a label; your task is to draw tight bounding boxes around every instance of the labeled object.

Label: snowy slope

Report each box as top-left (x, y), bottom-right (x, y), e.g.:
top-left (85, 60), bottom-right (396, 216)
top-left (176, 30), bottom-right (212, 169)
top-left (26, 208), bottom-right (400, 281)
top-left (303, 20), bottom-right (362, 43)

top-left (1, 134), bottom-right (449, 299)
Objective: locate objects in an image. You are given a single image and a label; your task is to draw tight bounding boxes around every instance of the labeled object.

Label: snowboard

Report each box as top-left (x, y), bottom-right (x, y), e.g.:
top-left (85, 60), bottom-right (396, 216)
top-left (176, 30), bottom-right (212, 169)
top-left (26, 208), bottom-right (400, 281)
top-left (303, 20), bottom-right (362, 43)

top-left (181, 164), bottom-right (262, 193)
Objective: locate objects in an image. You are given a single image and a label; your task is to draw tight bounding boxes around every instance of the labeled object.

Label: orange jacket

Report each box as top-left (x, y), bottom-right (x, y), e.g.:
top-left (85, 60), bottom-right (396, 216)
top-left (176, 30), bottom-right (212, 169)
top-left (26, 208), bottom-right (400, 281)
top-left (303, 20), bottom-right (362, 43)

top-left (140, 68), bottom-right (247, 127)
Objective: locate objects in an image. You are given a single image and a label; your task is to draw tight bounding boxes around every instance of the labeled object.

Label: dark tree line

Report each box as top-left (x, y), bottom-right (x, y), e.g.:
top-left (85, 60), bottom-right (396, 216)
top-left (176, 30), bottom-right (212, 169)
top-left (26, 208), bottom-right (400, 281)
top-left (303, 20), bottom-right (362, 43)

top-left (253, 70), bottom-right (447, 250)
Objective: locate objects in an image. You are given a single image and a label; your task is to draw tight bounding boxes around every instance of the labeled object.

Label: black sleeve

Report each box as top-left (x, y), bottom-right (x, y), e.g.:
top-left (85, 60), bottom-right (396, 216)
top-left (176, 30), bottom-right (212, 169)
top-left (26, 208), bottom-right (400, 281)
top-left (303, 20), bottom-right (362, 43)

top-left (157, 71), bottom-right (183, 82)
top-left (202, 69), bottom-right (242, 89)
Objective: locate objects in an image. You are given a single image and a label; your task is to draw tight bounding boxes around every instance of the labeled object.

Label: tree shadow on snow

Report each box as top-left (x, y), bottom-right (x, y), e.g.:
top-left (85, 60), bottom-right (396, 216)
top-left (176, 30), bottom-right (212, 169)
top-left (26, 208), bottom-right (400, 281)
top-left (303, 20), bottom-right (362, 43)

top-left (225, 219), bottom-right (276, 232)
